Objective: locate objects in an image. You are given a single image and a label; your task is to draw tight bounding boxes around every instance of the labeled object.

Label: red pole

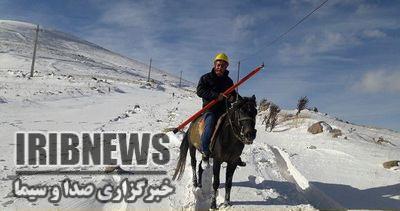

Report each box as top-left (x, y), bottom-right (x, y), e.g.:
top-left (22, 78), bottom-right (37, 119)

top-left (173, 63), bottom-right (264, 133)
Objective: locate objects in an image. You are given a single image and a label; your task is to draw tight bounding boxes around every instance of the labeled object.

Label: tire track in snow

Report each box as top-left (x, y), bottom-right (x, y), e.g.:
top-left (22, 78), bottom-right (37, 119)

top-left (250, 144), bottom-right (310, 206)
top-left (251, 145), bottom-right (283, 181)
top-left (268, 145), bottom-right (344, 209)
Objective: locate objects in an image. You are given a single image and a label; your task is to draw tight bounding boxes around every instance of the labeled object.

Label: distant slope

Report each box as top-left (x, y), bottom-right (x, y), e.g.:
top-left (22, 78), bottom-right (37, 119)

top-left (0, 20), bottom-right (193, 87)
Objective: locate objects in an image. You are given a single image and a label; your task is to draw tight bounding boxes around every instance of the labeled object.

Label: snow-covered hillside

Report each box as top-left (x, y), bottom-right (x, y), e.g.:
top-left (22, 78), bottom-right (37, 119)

top-left (0, 20), bottom-right (193, 103)
top-left (0, 20), bottom-right (399, 210)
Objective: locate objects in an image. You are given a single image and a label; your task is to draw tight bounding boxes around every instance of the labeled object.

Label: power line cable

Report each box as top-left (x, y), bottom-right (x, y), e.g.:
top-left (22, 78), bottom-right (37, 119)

top-left (239, 0), bottom-right (329, 63)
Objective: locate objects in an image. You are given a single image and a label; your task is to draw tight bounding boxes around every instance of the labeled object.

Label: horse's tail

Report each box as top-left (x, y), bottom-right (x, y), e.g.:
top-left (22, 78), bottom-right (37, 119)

top-left (172, 134), bottom-right (189, 180)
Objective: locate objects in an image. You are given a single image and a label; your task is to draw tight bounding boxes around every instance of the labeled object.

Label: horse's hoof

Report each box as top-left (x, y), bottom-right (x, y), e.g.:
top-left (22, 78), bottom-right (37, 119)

top-left (201, 161), bottom-right (210, 169)
top-left (221, 201), bottom-right (232, 207)
top-left (210, 201), bottom-right (217, 209)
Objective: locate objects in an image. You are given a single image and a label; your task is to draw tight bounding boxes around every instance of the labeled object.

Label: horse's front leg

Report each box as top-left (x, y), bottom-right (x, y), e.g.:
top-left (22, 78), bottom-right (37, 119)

top-left (224, 162), bottom-right (237, 206)
top-left (197, 160), bottom-right (203, 188)
top-left (211, 160), bottom-right (221, 209)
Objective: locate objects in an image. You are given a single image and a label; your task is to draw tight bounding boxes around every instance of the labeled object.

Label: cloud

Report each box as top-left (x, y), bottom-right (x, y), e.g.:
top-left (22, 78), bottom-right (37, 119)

top-left (277, 31), bottom-right (359, 64)
top-left (232, 14), bottom-right (257, 40)
top-left (353, 69), bottom-right (400, 93)
top-left (78, 0), bottom-right (273, 81)
top-left (276, 0), bottom-right (399, 66)
top-left (362, 29), bottom-right (386, 38)
top-left (355, 3), bottom-right (378, 15)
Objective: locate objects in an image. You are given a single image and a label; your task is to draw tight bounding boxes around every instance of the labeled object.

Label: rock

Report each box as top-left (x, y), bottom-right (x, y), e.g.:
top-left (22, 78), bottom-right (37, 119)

top-left (114, 87), bottom-right (126, 93)
top-left (0, 97), bottom-right (7, 104)
top-left (307, 145), bottom-right (317, 149)
top-left (383, 160), bottom-right (400, 169)
top-left (375, 137), bottom-right (396, 146)
top-left (308, 121), bottom-right (334, 134)
top-left (7, 175), bottom-right (18, 180)
top-left (377, 137), bottom-right (387, 144)
top-left (330, 128), bottom-right (342, 138)
top-left (2, 200), bottom-right (14, 207)
top-left (320, 122), bottom-right (333, 132)
top-left (126, 109), bottom-right (136, 115)
top-left (308, 122), bottom-right (323, 134)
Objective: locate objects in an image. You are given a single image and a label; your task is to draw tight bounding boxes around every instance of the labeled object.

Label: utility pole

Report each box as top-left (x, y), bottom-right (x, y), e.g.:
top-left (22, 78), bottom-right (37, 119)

top-left (236, 61), bottom-right (241, 97)
top-left (147, 58), bottom-right (152, 82)
top-left (30, 24), bottom-right (39, 77)
top-left (179, 70), bottom-right (183, 88)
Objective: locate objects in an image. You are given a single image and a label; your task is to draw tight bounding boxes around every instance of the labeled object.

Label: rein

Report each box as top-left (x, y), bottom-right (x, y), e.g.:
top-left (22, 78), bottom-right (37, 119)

top-left (224, 99), bottom-right (255, 144)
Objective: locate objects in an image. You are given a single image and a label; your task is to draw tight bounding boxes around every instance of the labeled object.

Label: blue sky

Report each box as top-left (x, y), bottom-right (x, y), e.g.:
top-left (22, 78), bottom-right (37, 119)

top-left (1, 0), bottom-right (399, 131)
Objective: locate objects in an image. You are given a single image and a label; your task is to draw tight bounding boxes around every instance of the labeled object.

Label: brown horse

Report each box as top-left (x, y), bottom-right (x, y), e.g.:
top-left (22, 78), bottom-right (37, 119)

top-left (173, 95), bottom-right (257, 209)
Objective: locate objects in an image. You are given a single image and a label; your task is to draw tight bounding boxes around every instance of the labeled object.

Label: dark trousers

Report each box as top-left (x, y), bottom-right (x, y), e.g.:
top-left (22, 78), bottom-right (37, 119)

top-left (201, 112), bottom-right (217, 154)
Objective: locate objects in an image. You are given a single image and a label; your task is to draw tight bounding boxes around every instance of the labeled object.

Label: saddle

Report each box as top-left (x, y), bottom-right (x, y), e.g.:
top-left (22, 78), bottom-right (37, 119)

top-left (187, 113), bottom-right (227, 154)
top-left (209, 113), bottom-right (227, 153)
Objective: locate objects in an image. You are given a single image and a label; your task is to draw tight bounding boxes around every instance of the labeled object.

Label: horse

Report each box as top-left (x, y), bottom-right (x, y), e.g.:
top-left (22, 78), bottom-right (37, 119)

top-left (172, 95), bottom-right (258, 209)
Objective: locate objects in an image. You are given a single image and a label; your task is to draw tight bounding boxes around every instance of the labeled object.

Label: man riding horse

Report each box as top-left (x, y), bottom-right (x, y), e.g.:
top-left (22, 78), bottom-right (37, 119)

top-left (196, 53), bottom-right (246, 166)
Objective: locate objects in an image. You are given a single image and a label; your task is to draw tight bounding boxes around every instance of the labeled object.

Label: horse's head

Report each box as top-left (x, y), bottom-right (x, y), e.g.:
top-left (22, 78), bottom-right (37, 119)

top-left (228, 95), bottom-right (258, 144)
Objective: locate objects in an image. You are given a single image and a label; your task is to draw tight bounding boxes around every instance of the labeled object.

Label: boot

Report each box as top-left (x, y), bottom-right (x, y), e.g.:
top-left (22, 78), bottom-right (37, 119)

top-left (201, 151), bottom-right (211, 169)
top-left (202, 150), bottom-right (210, 162)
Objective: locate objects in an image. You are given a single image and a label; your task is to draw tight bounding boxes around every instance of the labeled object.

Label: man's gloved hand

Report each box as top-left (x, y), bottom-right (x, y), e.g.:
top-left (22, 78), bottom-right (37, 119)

top-left (217, 93), bottom-right (226, 101)
top-left (217, 93), bottom-right (236, 102)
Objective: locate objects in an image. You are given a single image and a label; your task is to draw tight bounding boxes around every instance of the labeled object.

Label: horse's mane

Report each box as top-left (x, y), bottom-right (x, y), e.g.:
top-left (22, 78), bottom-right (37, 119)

top-left (230, 96), bottom-right (257, 110)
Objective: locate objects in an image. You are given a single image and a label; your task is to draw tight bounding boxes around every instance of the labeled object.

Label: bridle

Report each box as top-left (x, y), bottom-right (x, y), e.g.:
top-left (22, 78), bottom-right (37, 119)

top-left (225, 99), bottom-right (256, 144)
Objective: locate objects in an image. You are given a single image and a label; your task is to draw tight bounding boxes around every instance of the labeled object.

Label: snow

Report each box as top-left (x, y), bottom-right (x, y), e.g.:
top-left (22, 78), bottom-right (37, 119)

top-left (272, 146), bottom-right (310, 190)
top-left (1, 20), bottom-right (399, 210)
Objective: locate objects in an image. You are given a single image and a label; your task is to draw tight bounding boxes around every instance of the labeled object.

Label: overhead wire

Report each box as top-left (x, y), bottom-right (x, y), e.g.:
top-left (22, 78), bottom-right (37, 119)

top-left (238, 0), bottom-right (329, 63)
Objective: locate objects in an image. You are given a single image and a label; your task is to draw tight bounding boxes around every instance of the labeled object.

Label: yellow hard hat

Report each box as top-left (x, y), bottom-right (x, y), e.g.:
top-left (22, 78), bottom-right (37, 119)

top-left (213, 53), bottom-right (229, 65)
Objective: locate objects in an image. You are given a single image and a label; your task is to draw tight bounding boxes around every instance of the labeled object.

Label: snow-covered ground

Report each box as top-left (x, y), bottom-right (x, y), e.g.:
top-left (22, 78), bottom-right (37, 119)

top-left (1, 20), bottom-right (399, 210)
